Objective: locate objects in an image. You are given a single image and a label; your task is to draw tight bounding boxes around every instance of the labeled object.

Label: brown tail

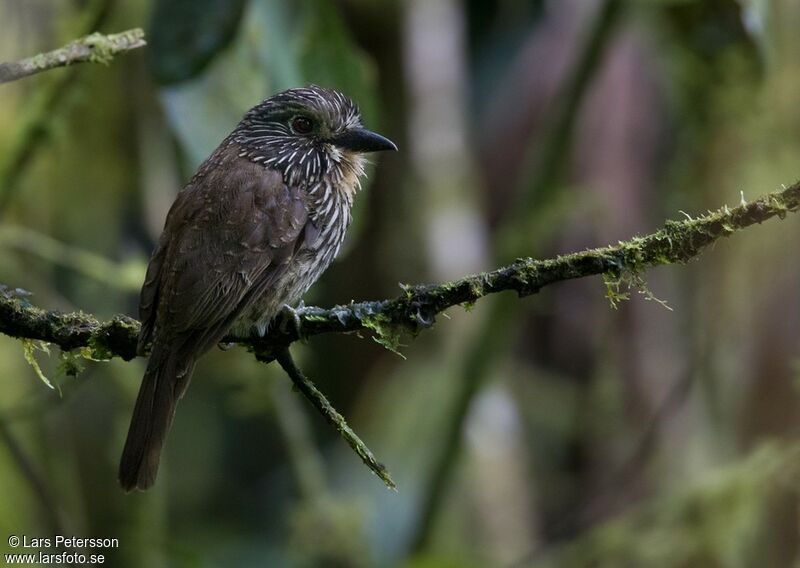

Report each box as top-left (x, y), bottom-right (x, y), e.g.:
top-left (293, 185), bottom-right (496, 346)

top-left (118, 343), bottom-right (195, 492)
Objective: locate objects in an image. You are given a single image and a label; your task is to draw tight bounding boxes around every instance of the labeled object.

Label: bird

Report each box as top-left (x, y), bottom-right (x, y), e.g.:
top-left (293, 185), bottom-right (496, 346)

top-left (118, 85), bottom-right (397, 491)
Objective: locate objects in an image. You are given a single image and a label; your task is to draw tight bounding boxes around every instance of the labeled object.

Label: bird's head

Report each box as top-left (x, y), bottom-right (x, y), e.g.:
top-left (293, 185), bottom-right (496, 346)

top-left (233, 86), bottom-right (396, 189)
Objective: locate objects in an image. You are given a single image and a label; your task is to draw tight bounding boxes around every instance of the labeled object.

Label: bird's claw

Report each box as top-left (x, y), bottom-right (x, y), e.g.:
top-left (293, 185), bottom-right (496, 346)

top-left (276, 304), bottom-right (303, 338)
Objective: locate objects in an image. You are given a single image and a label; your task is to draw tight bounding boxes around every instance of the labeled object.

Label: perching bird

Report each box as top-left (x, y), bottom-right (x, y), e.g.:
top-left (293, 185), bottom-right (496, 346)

top-left (119, 86), bottom-right (396, 491)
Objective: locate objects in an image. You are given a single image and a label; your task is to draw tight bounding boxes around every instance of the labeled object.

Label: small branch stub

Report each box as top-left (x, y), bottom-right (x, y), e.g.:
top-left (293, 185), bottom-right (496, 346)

top-left (0, 29), bottom-right (146, 84)
top-left (274, 348), bottom-right (397, 491)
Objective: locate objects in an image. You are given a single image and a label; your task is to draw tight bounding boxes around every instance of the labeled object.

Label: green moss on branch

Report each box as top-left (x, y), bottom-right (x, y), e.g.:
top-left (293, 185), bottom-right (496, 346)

top-left (1, 181), bottom-right (799, 359)
top-left (2, 182), bottom-right (796, 491)
top-left (0, 286), bottom-right (139, 360)
top-left (252, 180), bottom-right (800, 353)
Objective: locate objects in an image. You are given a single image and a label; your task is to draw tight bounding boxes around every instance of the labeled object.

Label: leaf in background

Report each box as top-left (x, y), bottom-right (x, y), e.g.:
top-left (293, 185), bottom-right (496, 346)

top-left (148, 0), bottom-right (248, 85)
top-left (158, 0), bottom-right (378, 169)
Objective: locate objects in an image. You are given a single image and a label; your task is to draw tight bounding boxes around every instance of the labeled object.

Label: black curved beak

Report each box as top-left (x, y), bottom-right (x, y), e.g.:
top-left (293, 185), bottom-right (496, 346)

top-left (331, 127), bottom-right (398, 153)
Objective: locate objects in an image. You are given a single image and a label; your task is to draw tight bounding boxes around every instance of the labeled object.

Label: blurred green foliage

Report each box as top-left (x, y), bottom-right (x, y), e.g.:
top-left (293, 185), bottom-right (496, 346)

top-left (1, 0), bottom-right (800, 567)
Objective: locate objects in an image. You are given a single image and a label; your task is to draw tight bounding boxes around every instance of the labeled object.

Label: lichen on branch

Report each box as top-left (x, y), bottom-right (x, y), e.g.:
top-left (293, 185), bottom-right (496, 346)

top-left (0, 29), bottom-right (146, 84)
top-left (0, 286), bottom-right (139, 360)
top-left (0, 180), bottom-right (798, 361)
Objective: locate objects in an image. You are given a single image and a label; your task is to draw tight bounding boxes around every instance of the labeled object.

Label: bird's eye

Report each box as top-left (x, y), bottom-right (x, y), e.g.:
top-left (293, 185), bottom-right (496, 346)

top-left (291, 116), bottom-right (313, 135)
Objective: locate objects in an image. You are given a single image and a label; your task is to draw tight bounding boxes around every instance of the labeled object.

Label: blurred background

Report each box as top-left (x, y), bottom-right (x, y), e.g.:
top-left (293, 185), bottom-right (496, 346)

top-left (1, 0), bottom-right (800, 566)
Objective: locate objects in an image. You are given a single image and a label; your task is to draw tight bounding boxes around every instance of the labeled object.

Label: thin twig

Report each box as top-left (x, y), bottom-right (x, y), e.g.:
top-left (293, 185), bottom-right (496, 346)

top-left (273, 347), bottom-right (396, 491)
top-left (0, 29), bottom-right (145, 84)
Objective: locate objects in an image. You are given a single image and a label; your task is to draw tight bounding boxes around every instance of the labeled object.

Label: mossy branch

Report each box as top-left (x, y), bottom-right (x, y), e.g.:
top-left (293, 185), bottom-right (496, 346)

top-left (0, 29), bottom-right (146, 84)
top-left (0, 181), bottom-right (798, 361)
top-left (2, 182), bottom-right (798, 490)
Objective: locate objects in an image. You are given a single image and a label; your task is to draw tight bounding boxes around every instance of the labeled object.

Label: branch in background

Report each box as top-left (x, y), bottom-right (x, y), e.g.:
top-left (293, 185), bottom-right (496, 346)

top-left (0, 417), bottom-right (68, 536)
top-left (411, 0), bottom-right (625, 550)
top-left (0, 225), bottom-right (145, 292)
top-left (0, 0), bottom-right (132, 213)
top-left (0, 29), bottom-right (145, 84)
top-left (404, 0), bottom-right (735, 550)
top-left (1, 183), bottom-right (798, 361)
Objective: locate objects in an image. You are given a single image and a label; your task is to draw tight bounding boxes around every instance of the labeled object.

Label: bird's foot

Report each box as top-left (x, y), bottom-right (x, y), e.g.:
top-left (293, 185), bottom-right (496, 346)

top-left (276, 303), bottom-right (304, 339)
top-left (218, 341), bottom-right (236, 351)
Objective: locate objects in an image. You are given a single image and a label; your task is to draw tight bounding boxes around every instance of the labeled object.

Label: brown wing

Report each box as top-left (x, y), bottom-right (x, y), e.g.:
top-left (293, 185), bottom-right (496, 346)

top-left (137, 185), bottom-right (201, 354)
top-left (137, 244), bottom-right (165, 354)
top-left (138, 146), bottom-right (307, 355)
